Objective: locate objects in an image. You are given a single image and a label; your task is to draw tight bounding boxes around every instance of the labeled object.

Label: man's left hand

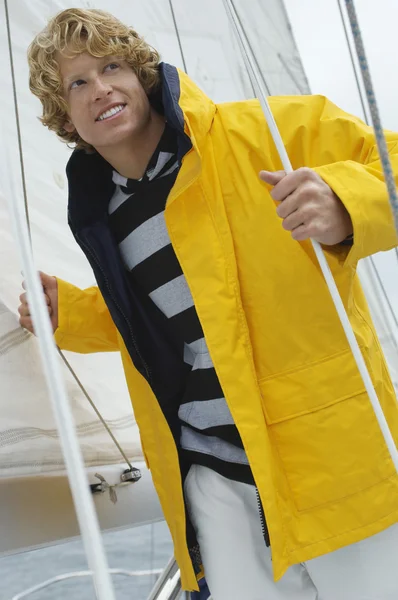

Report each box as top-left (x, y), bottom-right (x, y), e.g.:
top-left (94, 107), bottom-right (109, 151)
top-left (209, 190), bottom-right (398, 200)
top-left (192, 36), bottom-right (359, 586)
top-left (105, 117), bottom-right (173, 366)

top-left (260, 168), bottom-right (353, 246)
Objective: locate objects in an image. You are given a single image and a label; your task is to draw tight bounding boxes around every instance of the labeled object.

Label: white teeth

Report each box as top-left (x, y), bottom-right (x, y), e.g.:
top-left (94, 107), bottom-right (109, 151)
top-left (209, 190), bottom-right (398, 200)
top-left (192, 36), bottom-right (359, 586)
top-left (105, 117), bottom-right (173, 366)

top-left (97, 104), bottom-right (124, 121)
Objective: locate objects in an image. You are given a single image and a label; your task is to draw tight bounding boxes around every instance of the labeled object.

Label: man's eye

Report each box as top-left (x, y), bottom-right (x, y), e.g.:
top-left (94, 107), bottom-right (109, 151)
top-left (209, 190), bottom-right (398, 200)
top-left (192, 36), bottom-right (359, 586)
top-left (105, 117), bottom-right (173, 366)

top-left (105, 63), bottom-right (119, 72)
top-left (70, 79), bottom-right (85, 90)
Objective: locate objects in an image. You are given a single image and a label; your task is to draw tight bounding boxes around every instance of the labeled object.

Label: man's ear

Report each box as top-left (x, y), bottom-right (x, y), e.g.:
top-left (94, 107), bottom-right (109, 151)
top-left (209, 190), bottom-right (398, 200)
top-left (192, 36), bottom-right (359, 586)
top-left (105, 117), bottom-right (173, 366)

top-left (63, 120), bottom-right (76, 133)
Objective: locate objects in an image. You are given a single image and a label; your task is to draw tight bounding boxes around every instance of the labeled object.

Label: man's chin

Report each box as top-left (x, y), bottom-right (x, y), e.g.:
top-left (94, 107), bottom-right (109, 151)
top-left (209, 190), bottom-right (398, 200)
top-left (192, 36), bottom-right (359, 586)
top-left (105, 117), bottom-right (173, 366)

top-left (88, 133), bottom-right (133, 154)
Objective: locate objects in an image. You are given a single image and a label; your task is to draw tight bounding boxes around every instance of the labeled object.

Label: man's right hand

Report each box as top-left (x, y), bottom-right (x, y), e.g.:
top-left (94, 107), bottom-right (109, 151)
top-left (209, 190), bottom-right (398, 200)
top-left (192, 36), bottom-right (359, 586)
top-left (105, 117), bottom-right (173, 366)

top-left (18, 272), bottom-right (59, 334)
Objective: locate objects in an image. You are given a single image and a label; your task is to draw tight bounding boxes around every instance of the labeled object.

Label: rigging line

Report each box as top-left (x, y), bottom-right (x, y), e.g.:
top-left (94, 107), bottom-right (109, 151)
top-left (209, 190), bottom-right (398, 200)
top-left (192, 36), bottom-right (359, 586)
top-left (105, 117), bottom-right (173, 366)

top-left (344, 0), bottom-right (398, 231)
top-left (222, 0), bottom-right (398, 473)
top-left (337, 0), bottom-right (398, 348)
top-left (167, 0), bottom-right (188, 74)
top-left (4, 0), bottom-right (132, 470)
top-left (58, 349), bottom-right (134, 471)
top-left (4, 0), bottom-right (31, 242)
top-left (230, 0), bottom-right (271, 96)
top-left (336, 0), bottom-right (369, 124)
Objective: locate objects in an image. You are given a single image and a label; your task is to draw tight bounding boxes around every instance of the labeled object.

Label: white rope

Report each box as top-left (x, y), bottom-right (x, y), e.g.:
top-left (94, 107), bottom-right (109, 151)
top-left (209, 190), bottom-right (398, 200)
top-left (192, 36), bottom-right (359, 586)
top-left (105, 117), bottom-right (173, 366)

top-left (222, 0), bottom-right (398, 472)
top-left (1, 4), bottom-right (117, 597)
top-left (0, 137), bottom-right (116, 599)
top-left (11, 568), bottom-right (163, 600)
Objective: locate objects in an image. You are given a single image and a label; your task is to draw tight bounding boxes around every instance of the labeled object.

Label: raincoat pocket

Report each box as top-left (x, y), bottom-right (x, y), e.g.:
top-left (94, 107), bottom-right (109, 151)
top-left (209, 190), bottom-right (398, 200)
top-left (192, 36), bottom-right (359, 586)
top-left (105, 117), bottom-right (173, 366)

top-left (258, 349), bottom-right (395, 511)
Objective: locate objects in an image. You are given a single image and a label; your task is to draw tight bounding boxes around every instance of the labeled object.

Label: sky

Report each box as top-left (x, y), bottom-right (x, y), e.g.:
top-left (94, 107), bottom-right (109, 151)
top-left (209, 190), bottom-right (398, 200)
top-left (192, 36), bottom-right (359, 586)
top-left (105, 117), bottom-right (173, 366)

top-left (284, 0), bottom-right (398, 131)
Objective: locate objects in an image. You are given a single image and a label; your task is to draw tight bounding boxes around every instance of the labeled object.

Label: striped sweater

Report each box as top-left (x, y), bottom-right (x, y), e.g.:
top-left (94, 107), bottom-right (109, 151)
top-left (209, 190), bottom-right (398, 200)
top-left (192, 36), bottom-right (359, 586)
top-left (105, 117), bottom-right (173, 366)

top-left (108, 123), bottom-right (253, 484)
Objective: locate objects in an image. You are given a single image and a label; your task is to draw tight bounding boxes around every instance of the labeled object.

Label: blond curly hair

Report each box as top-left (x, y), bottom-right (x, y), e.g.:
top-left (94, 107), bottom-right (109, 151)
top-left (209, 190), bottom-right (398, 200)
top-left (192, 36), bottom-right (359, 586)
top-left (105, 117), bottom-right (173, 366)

top-left (28, 8), bottom-right (161, 150)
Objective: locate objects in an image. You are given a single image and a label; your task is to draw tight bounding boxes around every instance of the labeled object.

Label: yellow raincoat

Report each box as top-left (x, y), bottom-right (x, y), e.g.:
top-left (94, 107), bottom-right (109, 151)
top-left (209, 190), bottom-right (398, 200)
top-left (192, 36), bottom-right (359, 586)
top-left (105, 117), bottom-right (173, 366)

top-left (55, 70), bottom-right (398, 590)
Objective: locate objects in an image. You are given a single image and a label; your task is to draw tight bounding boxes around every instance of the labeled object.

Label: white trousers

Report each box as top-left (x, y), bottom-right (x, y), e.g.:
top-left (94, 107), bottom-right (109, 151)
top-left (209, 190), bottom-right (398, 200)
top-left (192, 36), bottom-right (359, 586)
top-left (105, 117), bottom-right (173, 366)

top-left (184, 464), bottom-right (398, 600)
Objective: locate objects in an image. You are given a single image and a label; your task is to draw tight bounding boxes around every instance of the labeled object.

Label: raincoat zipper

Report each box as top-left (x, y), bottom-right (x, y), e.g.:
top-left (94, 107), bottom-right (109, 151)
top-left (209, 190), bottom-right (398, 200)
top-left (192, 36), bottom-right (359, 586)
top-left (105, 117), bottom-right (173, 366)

top-left (255, 487), bottom-right (270, 547)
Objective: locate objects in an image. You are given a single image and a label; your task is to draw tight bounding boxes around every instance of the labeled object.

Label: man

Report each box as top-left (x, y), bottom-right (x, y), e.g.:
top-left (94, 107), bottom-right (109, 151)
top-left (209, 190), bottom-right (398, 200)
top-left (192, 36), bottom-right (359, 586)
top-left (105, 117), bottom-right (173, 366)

top-left (19, 8), bottom-right (398, 599)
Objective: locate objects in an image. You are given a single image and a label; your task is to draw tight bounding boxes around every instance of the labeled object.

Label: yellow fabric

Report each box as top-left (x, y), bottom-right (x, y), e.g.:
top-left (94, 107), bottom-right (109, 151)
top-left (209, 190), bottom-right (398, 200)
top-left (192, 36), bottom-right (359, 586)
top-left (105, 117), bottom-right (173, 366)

top-left (55, 70), bottom-right (398, 590)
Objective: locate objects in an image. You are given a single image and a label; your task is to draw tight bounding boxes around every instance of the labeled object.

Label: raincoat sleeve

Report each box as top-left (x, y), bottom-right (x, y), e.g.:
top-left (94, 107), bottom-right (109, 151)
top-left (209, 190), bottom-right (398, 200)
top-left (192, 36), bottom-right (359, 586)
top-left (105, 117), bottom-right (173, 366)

top-left (271, 95), bottom-right (398, 266)
top-left (53, 278), bottom-right (119, 353)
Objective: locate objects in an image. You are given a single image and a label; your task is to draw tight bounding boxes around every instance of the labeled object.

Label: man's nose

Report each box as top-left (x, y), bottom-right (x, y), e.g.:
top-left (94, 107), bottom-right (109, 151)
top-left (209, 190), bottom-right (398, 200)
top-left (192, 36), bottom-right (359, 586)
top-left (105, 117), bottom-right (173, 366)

top-left (93, 77), bottom-right (112, 101)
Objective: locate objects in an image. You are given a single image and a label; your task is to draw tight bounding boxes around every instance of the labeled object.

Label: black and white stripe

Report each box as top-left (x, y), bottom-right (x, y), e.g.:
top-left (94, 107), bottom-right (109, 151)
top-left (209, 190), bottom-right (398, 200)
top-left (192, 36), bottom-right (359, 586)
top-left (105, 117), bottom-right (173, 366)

top-left (108, 123), bottom-right (252, 484)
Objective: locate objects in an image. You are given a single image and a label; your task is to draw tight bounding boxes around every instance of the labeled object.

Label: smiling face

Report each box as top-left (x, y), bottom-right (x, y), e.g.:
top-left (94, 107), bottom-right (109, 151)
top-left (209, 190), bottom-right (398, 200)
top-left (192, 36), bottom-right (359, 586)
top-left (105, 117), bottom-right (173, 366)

top-left (58, 51), bottom-right (153, 152)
